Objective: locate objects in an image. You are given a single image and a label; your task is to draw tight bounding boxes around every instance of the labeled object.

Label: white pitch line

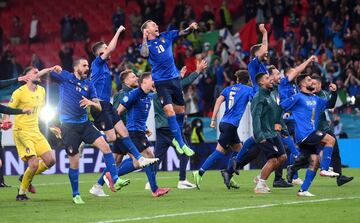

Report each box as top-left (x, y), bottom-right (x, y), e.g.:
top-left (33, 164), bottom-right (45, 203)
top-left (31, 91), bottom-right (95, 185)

top-left (92, 196), bottom-right (360, 223)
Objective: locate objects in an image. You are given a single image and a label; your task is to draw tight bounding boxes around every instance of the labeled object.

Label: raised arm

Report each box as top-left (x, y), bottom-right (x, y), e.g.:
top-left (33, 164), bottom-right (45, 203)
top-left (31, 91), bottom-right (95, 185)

top-left (140, 28), bottom-right (149, 57)
top-left (258, 24), bottom-right (268, 60)
top-left (178, 22), bottom-right (198, 36)
top-left (210, 95), bottom-right (225, 128)
top-left (181, 60), bottom-right (207, 87)
top-left (288, 55), bottom-right (317, 81)
top-left (326, 83), bottom-right (337, 109)
top-left (36, 65), bottom-right (62, 79)
top-left (101, 25), bottom-right (126, 60)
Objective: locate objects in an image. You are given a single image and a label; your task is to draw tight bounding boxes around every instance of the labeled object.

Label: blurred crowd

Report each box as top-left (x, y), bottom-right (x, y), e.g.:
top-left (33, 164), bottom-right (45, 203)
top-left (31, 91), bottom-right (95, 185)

top-left (0, 0), bottom-right (359, 118)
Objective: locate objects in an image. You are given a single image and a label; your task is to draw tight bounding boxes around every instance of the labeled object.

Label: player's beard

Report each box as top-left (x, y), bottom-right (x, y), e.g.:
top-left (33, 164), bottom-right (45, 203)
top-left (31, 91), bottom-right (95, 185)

top-left (306, 86), bottom-right (315, 92)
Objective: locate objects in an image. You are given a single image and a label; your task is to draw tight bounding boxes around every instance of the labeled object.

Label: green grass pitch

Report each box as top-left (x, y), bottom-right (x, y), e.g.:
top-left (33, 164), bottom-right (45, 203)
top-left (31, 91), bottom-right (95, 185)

top-left (1, 169), bottom-right (359, 223)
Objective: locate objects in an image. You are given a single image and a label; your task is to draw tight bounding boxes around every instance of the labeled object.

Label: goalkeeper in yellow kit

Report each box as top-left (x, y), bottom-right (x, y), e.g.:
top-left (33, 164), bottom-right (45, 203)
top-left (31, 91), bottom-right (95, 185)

top-left (3, 66), bottom-right (59, 201)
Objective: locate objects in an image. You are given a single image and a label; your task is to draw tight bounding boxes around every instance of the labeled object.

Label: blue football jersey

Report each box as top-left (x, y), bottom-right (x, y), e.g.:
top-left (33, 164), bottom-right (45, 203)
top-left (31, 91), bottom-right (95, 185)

top-left (144, 30), bottom-right (180, 82)
top-left (90, 56), bottom-right (112, 102)
top-left (220, 83), bottom-right (253, 127)
top-left (121, 87), bottom-right (153, 132)
top-left (247, 56), bottom-right (268, 92)
top-left (280, 92), bottom-right (328, 143)
top-left (279, 76), bottom-right (298, 103)
top-left (51, 70), bottom-right (97, 123)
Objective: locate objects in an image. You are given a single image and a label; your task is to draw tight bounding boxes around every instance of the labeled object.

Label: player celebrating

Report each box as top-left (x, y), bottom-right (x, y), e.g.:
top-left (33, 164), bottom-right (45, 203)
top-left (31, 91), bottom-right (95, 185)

top-left (37, 59), bottom-right (129, 204)
top-left (281, 74), bottom-right (337, 196)
top-left (90, 26), bottom-right (158, 170)
top-left (251, 72), bottom-right (287, 193)
top-left (113, 72), bottom-right (170, 197)
top-left (90, 70), bottom-right (139, 197)
top-left (192, 70), bottom-right (253, 189)
top-left (140, 20), bottom-right (198, 157)
top-left (153, 61), bottom-right (207, 189)
top-left (3, 67), bottom-right (56, 201)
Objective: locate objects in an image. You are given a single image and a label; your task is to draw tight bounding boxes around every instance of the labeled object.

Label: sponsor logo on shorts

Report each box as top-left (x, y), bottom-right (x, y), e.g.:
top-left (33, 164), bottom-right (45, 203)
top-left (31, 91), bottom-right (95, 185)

top-left (26, 148), bottom-right (30, 154)
top-left (101, 122), bottom-right (106, 130)
top-left (67, 146), bottom-right (73, 154)
top-left (316, 131), bottom-right (324, 136)
top-left (273, 146), bottom-right (278, 152)
top-left (160, 97), bottom-right (164, 104)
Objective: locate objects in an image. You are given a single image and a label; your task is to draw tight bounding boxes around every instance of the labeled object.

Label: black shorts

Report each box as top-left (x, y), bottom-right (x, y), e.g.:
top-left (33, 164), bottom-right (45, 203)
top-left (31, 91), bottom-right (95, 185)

top-left (218, 122), bottom-right (241, 149)
top-left (259, 135), bottom-right (286, 160)
top-left (298, 130), bottom-right (326, 156)
top-left (284, 119), bottom-right (296, 136)
top-left (61, 121), bottom-right (102, 156)
top-left (129, 131), bottom-right (151, 153)
top-left (112, 138), bottom-right (128, 155)
top-left (154, 78), bottom-right (185, 106)
top-left (91, 101), bottom-right (121, 131)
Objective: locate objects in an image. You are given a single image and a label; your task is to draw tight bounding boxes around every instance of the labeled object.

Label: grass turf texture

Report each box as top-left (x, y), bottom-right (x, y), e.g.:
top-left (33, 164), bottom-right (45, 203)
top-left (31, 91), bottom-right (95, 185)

top-left (1, 169), bottom-right (359, 223)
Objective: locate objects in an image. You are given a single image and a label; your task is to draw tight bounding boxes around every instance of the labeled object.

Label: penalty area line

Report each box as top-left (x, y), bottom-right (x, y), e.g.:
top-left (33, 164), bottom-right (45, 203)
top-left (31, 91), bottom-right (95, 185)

top-left (92, 196), bottom-right (360, 223)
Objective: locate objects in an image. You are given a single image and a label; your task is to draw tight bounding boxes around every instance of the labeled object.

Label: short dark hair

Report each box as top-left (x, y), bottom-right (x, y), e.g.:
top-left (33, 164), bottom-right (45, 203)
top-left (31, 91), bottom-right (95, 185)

top-left (73, 58), bottom-right (87, 68)
top-left (139, 72), bottom-right (152, 84)
top-left (22, 66), bottom-right (35, 76)
top-left (141, 20), bottom-right (153, 33)
top-left (120, 69), bottom-right (133, 83)
top-left (267, 65), bottom-right (276, 75)
top-left (296, 73), bottom-right (311, 86)
top-left (311, 73), bottom-right (322, 82)
top-left (92, 41), bottom-right (105, 55)
top-left (234, 70), bottom-right (249, 84)
top-left (255, 72), bottom-right (267, 85)
top-left (250, 44), bottom-right (262, 59)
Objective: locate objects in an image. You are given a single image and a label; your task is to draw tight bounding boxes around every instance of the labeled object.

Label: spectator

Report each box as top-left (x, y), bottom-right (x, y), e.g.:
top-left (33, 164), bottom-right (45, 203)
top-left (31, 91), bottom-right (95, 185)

top-left (10, 16), bottom-right (23, 44)
top-left (59, 44), bottom-right (74, 72)
top-left (271, 0), bottom-right (285, 39)
top-left (60, 14), bottom-right (74, 42)
top-left (244, 0), bottom-right (256, 22)
top-left (200, 5), bottom-right (215, 24)
top-left (220, 0), bottom-right (233, 32)
top-left (0, 26), bottom-right (3, 54)
top-left (8, 55), bottom-right (22, 79)
top-left (167, 17), bottom-right (177, 31)
top-left (212, 57), bottom-right (229, 99)
top-left (153, 0), bottom-right (165, 25)
top-left (112, 6), bottom-right (125, 33)
top-left (74, 13), bottom-right (88, 41)
top-left (27, 53), bottom-right (44, 70)
top-left (29, 13), bottom-right (40, 44)
top-left (129, 11), bottom-right (142, 38)
top-left (84, 38), bottom-right (96, 64)
top-left (185, 85), bottom-right (200, 117)
top-left (172, 0), bottom-right (185, 26)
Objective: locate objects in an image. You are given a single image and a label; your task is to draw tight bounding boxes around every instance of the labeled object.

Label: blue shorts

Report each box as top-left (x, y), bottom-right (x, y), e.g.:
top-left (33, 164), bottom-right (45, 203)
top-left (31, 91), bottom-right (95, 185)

top-left (154, 78), bottom-right (185, 106)
top-left (112, 138), bottom-right (128, 155)
top-left (91, 101), bottom-right (121, 131)
top-left (218, 122), bottom-right (241, 149)
top-left (61, 121), bottom-right (102, 156)
top-left (258, 135), bottom-right (286, 160)
top-left (299, 130), bottom-right (326, 156)
top-left (129, 131), bottom-right (151, 153)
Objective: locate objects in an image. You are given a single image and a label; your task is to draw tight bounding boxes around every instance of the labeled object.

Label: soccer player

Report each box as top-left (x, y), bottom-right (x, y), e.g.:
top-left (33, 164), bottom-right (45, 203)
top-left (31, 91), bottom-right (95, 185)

top-left (115, 72), bottom-right (170, 197)
top-left (140, 20), bottom-right (198, 157)
top-left (90, 25), bottom-right (158, 169)
top-left (281, 74), bottom-right (337, 196)
top-left (0, 102), bottom-right (33, 188)
top-left (89, 69), bottom-right (139, 197)
top-left (38, 59), bottom-right (129, 204)
top-left (192, 70), bottom-right (253, 189)
top-left (154, 60), bottom-right (207, 189)
top-left (251, 72), bottom-right (287, 193)
top-left (3, 67), bottom-right (56, 201)
top-left (311, 74), bottom-right (353, 186)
